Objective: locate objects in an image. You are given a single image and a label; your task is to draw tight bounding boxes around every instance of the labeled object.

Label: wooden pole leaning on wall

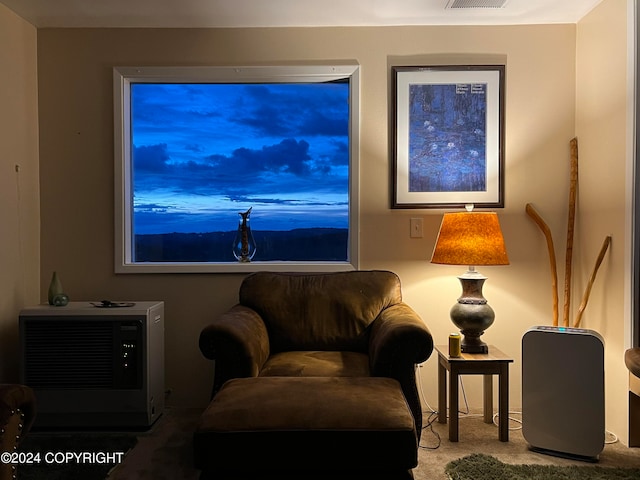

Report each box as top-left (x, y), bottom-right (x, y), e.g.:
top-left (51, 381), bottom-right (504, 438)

top-left (525, 203), bottom-right (559, 326)
top-left (527, 137), bottom-right (609, 329)
top-left (574, 236), bottom-right (612, 329)
top-left (563, 137), bottom-right (579, 327)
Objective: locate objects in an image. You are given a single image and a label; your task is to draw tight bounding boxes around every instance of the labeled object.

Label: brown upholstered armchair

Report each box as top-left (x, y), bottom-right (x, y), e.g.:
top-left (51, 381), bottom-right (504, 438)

top-left (0, 384), bottom-right (36, 480)
top-left (199, 270), bottom-right (433, 436)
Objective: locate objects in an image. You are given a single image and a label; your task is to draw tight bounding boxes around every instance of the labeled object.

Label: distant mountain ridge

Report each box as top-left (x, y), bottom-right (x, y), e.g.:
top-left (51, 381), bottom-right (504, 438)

top-left (134, 228), bottom-right (348, 262)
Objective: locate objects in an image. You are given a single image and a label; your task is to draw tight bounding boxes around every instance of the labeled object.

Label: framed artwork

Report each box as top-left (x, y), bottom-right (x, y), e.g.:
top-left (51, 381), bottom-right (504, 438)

top-left (392, 65), bottom-right (505, 209)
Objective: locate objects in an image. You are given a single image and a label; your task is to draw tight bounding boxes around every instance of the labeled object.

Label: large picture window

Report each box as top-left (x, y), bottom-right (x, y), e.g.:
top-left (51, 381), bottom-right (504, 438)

top-left (114, 65), bottom-right (360, 273)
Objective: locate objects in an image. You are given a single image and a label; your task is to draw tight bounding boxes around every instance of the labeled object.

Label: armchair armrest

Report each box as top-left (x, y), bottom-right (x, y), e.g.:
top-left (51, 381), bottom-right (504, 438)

top-left (0, 383), bottom-right (36, 438)
top-left (369, 303), bottom-right (433, 375)
top-left (199, 305), bottom-right (270, 396)
top-left (0, 384), bottom-right (36, 480)
top-left (626, 348), bottom-right (640, 379)
top-left (369, 303), bottom-right (433, 437)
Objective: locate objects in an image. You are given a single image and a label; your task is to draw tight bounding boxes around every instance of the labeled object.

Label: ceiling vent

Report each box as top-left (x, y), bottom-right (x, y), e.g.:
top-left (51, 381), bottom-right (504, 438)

top-left (446, 0), bottom-right (509, 8)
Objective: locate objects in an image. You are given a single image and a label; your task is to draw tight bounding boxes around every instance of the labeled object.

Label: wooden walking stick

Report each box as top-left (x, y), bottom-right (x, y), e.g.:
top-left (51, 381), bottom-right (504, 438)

top-left (563, 137), bottom-right (579, 327)
top-left (526, 203), bottom-right (559, 326)
top-left (574, 236), bottom-right (612, 328)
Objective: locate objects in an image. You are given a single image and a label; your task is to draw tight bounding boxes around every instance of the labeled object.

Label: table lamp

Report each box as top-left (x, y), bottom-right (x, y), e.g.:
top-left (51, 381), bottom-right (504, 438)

top-left (431, 210), bottom-right (509, 354)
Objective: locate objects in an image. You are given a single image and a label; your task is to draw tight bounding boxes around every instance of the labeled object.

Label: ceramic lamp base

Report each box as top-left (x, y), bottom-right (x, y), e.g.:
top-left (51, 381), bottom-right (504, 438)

top-left (450, 270), bottom-right (495, 355)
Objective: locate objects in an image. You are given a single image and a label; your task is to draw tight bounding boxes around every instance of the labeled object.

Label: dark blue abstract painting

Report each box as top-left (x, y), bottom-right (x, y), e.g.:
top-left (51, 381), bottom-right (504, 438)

top-left (408, 83), bottom-right (487, 193)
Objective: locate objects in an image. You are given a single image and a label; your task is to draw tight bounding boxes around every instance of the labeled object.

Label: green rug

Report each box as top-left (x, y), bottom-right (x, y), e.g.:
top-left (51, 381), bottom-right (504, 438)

top-left (445, 454), bottom-right (640, 480)
top-left (15, 433), bottom-right (137, 480)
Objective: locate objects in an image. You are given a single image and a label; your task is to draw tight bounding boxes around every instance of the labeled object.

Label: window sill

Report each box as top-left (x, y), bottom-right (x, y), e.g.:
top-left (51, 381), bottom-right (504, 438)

top-left (115, 261), bottom-right (357, 274)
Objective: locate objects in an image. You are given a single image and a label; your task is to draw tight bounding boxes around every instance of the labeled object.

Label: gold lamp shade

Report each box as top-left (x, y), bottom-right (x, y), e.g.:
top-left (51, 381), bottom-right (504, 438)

top-left (431, 211), bottom-right (509, 354)
top-left (431, 212), bottom-right (509, 267)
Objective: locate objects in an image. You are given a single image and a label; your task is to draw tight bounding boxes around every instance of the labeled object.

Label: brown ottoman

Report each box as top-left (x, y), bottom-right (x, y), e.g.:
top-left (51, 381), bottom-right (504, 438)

top-left (193, 376), bottom-right (417, 480)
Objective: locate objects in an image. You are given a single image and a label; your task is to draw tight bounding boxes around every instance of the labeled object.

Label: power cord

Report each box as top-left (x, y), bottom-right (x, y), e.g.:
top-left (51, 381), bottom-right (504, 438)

top-left (416, 367), bottom-right (440, 449)
top-left (420, 410), bottom-right (442, 450)
top-left (605, 430), bottom-right (618, 444)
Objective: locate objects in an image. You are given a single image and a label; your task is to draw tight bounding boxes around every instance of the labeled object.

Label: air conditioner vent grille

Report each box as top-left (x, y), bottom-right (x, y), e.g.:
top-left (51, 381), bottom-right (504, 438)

top-left (24, 320), bottom-right (115, 389)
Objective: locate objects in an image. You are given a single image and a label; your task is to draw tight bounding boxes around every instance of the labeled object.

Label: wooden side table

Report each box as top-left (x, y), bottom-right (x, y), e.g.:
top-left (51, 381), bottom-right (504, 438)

top-left (435, 344), bottom-right (513, 442)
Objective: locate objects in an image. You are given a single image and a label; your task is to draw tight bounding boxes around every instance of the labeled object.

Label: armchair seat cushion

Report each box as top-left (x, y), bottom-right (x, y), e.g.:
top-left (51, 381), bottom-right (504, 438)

top-left (260, 351), bottom-right (370, 377)
top-left (194, 376), bottom-right (417, 475)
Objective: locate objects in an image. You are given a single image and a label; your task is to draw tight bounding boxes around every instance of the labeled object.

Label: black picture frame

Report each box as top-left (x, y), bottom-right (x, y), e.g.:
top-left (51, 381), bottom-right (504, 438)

top-left (392, 65), bottom-right (505, 209)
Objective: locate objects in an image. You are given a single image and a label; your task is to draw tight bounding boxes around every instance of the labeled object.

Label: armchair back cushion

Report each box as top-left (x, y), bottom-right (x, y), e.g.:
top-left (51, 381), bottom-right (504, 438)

top-left (239, 271), bottom-right (403, 353)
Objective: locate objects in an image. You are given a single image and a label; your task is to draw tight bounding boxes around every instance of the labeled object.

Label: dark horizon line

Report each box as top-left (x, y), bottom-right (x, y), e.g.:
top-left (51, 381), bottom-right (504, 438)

top-left (136, 226), bottom-right (348, 236)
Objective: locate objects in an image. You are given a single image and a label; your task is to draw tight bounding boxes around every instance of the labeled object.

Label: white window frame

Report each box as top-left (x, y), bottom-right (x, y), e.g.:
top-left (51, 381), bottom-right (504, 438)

top-left (113, 65), bottom-right (360, 273)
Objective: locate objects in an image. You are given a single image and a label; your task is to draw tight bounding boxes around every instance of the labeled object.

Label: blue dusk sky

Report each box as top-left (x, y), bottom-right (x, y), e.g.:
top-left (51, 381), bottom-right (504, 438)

top-left (131, 82), bottom-right (350, 235)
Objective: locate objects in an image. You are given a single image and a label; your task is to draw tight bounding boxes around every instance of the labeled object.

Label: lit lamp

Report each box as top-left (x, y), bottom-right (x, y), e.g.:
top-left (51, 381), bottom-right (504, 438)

top-left (431, 211), bottom-right (509, 354)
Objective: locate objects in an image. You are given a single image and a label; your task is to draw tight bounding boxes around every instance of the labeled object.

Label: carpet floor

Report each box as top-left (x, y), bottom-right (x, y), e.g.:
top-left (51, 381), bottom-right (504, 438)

top-left (109, 407), bottom-right (640, 480)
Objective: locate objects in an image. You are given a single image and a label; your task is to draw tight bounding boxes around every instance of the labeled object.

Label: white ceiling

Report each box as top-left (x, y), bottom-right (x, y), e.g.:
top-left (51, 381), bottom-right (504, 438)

top-left (0, 0), bottom-right (604, 29)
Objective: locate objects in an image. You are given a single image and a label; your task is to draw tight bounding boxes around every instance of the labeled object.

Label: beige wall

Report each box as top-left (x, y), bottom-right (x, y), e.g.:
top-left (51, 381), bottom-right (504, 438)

top-left (36, 23), bottom-right (576, 408)
top-left (576, 0), bottom-right (631, 444)
top-left (32, 4), bottom-right (632, 442)
top-left (0, 4), bottom-right (39, 381)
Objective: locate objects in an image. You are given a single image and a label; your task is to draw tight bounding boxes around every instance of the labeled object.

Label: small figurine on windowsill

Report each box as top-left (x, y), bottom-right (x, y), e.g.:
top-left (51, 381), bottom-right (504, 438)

top-left (232, 207), bottom-right (257, 262)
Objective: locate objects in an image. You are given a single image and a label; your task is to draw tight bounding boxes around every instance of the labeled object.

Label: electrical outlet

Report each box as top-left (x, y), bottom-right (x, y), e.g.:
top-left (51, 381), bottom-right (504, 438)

top-left (410, 218), bottom-right (423, 238)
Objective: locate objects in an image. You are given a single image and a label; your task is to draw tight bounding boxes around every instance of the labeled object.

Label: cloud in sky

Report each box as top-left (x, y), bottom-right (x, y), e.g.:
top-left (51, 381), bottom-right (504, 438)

top-left (130, 82), bottom-right (350, 234)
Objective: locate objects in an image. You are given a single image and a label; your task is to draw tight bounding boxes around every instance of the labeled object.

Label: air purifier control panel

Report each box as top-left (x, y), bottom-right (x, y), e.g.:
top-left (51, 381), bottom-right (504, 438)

top-left (532, 325), bottom-right (593, 335)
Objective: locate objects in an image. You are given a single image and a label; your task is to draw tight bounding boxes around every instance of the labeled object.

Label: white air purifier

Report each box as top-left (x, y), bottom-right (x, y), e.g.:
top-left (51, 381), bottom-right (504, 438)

top-left (522, 326), bottom-right (604, 461)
